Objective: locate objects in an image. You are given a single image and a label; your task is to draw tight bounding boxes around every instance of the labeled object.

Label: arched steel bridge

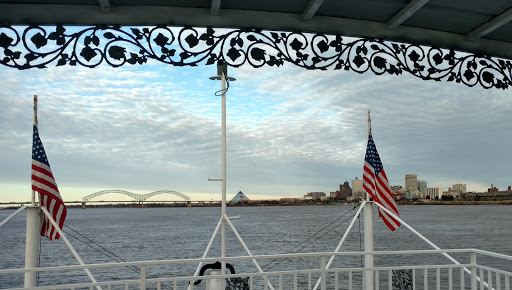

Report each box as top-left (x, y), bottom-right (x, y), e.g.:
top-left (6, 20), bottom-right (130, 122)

top-left (82, 190), bottom-right (191, 202)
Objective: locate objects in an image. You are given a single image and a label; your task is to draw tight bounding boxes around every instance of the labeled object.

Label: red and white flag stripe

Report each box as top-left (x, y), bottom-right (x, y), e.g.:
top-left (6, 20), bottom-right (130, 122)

top-left (32, 160), bottom-right (66, 240)
top-left (363, 132), bottom-right (401, 231)
top-left (32, 122), bottom-right (67, 240)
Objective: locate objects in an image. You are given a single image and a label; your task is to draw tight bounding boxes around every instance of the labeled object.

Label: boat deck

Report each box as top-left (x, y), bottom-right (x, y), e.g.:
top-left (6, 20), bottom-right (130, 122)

top-left (1, 248), bottom-right (511, 290)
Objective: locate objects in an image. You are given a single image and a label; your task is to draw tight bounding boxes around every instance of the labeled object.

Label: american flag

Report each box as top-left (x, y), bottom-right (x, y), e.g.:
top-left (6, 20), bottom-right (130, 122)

top-left (363, 133), bottom-right (401, 231)
top-left (32, 124), bottom-right (67, 240)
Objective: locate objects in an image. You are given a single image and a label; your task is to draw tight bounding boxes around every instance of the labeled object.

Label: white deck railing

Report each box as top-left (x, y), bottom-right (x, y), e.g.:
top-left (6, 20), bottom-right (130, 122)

top-left (1, 249), bottom-right (511, 290)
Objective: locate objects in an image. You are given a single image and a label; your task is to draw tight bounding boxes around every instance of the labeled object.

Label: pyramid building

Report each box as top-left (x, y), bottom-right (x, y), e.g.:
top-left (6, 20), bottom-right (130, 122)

top-left (230, 191), bottom-right (250, 203)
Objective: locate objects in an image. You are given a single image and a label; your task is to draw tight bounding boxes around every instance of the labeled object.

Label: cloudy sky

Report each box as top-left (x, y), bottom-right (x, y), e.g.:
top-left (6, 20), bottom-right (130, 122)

top-left (1, 42), bottom-right (511, 202)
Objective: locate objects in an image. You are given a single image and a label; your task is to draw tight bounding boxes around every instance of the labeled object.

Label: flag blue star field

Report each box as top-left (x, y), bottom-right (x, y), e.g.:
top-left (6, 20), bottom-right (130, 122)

top-left (32, 124), bottom-right (67, 240)
top-left (363, 133), bottom-right (400, 231)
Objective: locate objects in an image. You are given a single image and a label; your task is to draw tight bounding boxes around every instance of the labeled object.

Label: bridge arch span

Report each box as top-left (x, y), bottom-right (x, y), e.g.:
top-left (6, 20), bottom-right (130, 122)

top-left (141, 190), bottom-right (191, 201)
top-left (82, 190), bottom-right (142, 202)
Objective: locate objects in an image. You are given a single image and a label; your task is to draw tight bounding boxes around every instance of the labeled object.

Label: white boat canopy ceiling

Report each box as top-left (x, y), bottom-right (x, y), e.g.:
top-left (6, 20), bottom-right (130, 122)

top-left (1, 0), bottom-right (512, 89)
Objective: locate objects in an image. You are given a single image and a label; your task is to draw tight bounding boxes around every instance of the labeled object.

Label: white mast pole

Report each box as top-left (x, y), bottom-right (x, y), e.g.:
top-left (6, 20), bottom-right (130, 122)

top-left (364, 109), bottom-right (374, 290)
top-left (208, 63), bottom-right (235, 280)
top-left (221, 69), bottom-right (227, 276)
top-left (32, 95), bottom-right (37, 206)
top-left (25, 95), bottom-right (40, 288)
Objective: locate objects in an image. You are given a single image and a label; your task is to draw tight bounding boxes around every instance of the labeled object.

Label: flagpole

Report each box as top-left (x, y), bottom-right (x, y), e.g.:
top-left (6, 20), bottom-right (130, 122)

top-left (364, 109), bottom-right (374, 290)
top-left (25, 95), bottom-right (40, 288)
top-left (32, 95), bottom-right (38, 206)
top-left (366, 110), bottom-right (371, 202)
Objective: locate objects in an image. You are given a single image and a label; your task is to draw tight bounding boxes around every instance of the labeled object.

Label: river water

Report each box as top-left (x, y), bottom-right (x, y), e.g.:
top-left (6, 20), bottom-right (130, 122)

top-left (0, 205), bottom-right (511, 288)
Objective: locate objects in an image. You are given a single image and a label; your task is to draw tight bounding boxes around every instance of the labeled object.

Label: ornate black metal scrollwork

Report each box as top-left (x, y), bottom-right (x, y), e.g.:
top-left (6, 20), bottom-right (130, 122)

top-left (226, 277), bottom-right (249, 290)
top-left (1, 25), bottom-right (511, 89)
top-left (392, 269), bottom-right (413, 290)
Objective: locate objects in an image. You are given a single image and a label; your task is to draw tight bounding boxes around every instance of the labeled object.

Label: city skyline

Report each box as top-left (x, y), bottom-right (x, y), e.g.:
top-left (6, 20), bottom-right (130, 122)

top-left (1, 59), bottom-right (512, 202)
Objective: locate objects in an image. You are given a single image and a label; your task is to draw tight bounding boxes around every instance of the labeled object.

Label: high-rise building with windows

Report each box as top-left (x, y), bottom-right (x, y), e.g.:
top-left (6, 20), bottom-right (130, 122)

top-left (405, 174), bottom-right (418, 192)
top-left (339, 181), bottom-right (352, 200)
top-left (352, 177), bottom-right (364, 197)
top-left (417, 180), bottom-right (427, 195)
top-left (452, 184), bottom-right (467, 194)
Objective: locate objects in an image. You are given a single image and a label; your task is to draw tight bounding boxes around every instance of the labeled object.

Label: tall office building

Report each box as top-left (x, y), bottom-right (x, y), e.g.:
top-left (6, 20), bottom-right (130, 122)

top-left (339, 181), bottom-right (352, 200)
top-left (417, 180), bottom-right (427, 195)
top-left (352, 177), bottom-right (364, 197)
top-left (452, 184), bottom-right (467, 194)
top-left (405, 174), bottom-right (418, 192)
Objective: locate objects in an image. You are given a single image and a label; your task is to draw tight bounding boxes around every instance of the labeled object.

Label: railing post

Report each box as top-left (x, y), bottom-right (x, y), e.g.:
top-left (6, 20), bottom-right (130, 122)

top-left (321, 256), bottom-right (327, 290)
top-left (424, 268), bottom-right (428, 290)
top-left (140, 265), bottom-right (146, 290)
top-left (364, 202), bottom-right (374, 290)
top-left (471, 252), bottom-right (477, 290)
top-left (24, 205), bottom-right (40, 288)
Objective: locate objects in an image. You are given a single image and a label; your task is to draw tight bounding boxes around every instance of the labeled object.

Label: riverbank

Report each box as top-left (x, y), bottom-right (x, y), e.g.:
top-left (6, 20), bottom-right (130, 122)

top-left (398, 200), bottom-right (512, 205)
top-left (2, 199), bottom-right (512, 209)
top-left (59, 199), bottom-right (512, 208)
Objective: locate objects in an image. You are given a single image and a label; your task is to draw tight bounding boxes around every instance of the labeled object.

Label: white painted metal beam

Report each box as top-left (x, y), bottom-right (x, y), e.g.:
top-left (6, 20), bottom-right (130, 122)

top-left (466, 7), bottom-right (512, 41)
top-left (312, 202), bottom-right (366, 290)
top-left (386, 0), bottom-right (430, 30)
top-left (40, 207), bottom-right (101, 289)
top-left (225, 216), bottom-right (276, 290)
top-left (302, 0), bottom-right (325, 22)
top-left (98, 0), bottom-right (111, 13)
top-left (187, 217), bottom-right (223, 290)
top-left (0, 206), bottom-right (27, 229)
top-left (374, 202), bottom-right (492, 289)
top-left (211, 0), bottom-right (221, 16)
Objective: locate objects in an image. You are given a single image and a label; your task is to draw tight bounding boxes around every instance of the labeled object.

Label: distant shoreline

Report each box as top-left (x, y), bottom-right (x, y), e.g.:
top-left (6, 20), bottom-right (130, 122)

top-left (1, 200), bottom-right (511, 210)
top-left (397, 200), bottom-right (512, 205)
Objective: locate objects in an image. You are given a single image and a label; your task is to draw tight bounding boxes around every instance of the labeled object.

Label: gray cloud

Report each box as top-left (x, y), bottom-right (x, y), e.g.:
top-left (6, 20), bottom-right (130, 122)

top-left (1, 60), bottom-right (510, 202)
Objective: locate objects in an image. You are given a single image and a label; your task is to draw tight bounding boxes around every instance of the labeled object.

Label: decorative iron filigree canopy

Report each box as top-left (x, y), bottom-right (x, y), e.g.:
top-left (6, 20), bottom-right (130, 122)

top-left (1, 25), bottom-right (511, 89)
